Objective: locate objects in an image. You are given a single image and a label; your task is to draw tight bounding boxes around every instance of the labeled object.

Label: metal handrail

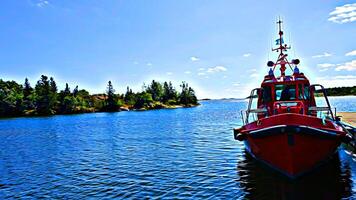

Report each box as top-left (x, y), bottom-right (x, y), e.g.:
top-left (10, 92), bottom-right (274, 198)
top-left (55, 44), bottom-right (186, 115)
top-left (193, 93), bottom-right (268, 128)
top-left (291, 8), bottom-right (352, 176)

top-left (245, 88), bottom-right (262, 124)
top-left (310, 84), bottom-right (335, 120)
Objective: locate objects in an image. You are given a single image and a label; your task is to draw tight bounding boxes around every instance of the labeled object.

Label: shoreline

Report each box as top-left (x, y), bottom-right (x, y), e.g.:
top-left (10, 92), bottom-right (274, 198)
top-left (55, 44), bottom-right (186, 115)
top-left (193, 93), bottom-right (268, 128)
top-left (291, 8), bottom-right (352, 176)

top-left (0, 103), bottom-right (200, 119)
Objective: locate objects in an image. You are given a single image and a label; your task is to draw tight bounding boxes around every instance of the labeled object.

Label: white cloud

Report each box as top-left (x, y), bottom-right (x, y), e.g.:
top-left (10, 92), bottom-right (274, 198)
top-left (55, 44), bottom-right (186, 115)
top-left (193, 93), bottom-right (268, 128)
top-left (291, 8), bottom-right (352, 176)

top-left (198, 68), bottom-right (205, 71)
top-left (328, 3), bottom-right (356, 24)
top-left (223, 75), bottom-right (228, 79)
top-left (184, 71), bottom-right (191, 74)
top-left (250, 73), bottom-right (258, 78)
top-left (197, 72), bottom-right (206, 76)
top-left (312, 52), bottom-right (332, 58)
top-left (233, 82), bottom-right (240, 86)
top-left (36, 0), bottom-right (49, 8)
top-left (147, 63), bottom-right (152, 66)
top-left (207, 66), bottom-right (227, 73)
top-left (317, 63), bottom-right (335, 68)
top-left (133, 61), bottom-right (139, 65)
top-left (345, 50), bottom-right (356, 56)
top-left (166, 72), bottom-right (173, 75)
top-left (243, 53), bottom-right (251, 57)
top-left (249, 68), bottom-right (257, 72)
top-left (190, 56), bottom-right (200, 62)
top-left (335, 60), bottom-right (356, 71)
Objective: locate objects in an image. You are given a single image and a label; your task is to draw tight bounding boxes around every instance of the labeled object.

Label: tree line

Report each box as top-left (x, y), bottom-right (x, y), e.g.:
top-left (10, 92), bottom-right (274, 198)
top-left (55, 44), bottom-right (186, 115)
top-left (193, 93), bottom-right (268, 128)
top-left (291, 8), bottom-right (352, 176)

top-left (0, 75), bottom-right (198, 117)
top-left (322, 86), bottom-right (356, 96)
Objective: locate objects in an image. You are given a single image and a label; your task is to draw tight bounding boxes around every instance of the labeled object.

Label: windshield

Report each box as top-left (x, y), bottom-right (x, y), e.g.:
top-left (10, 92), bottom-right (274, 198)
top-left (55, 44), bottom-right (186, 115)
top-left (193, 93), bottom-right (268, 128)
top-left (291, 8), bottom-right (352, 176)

top-left (298, 84), bottom-right (310, 100)
top-left (275, 84), bottom-right (296, 101)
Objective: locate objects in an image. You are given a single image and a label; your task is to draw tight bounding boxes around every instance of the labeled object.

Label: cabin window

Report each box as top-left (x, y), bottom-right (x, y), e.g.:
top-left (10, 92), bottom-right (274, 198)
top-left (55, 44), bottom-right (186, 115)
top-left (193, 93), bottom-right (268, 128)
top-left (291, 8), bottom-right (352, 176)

top-left (298, 84), bottom-right (310, 100)
top-left (275, 84), bottom-right (296, 101)
top-left (262, 86), bottom-right (272, 103)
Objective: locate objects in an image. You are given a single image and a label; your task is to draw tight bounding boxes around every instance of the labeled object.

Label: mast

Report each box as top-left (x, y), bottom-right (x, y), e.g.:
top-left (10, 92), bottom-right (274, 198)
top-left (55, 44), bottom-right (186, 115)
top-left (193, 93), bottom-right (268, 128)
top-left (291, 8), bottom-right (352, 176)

top-left (270, 18), bottom-right (292, 77)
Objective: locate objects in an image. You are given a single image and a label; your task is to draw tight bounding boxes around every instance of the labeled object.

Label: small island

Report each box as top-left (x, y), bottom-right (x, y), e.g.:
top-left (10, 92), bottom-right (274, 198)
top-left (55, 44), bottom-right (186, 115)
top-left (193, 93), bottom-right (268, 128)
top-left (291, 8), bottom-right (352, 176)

top-left (0, 75), bottom-right (199, 118)
top-left (322, 86), bottom-right (356, 96)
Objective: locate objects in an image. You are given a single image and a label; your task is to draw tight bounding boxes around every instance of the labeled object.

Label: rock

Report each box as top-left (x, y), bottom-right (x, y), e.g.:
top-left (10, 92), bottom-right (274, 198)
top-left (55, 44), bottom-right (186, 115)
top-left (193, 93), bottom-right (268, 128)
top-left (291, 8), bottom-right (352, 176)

top-left (120, 107), bottom-right (130, 111)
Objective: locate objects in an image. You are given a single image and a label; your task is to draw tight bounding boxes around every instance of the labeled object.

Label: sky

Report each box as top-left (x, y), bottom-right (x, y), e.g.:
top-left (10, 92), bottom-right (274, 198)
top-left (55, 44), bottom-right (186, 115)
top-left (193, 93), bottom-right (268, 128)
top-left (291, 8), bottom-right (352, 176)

top-left (0, 0), bottom-right (355, 99)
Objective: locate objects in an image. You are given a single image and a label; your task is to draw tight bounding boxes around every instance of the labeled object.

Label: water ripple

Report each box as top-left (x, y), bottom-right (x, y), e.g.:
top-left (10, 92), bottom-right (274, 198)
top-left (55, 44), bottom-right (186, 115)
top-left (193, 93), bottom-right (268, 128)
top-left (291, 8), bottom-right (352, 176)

top-left (0, 98), bottom-right (355, 199)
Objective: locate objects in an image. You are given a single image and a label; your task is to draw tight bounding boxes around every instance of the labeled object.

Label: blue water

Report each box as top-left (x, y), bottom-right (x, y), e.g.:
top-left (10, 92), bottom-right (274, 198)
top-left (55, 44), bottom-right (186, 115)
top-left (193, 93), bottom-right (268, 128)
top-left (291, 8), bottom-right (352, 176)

top-left (0, 97), bottom-right (355, 199)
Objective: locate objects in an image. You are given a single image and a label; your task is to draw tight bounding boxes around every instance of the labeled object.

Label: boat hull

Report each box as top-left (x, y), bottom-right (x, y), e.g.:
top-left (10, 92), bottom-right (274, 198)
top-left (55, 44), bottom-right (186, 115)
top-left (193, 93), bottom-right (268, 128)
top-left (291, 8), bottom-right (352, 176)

top-left (234, 113), bottom-right (345, 177)
top-left (235, 114), bottom-right (345, 178)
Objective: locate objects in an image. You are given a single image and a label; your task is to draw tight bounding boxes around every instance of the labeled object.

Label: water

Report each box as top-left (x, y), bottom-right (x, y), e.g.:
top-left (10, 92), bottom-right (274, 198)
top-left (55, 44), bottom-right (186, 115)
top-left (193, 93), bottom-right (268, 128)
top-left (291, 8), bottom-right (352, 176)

top-left (0, 97), bottom-right (355, 199)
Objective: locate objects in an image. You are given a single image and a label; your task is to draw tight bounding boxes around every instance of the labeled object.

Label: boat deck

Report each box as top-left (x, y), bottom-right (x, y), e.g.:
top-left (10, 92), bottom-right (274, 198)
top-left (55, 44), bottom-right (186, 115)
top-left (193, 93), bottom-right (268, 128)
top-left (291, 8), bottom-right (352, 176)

top-left (338, 112), bottom-right (356, 126)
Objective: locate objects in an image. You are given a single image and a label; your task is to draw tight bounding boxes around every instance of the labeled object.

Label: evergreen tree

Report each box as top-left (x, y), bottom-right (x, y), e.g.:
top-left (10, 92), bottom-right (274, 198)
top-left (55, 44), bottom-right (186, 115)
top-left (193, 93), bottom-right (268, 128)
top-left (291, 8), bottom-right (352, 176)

top-left (23, 78), bottom-right (34, 110)
top-left (162, 81), bottom-right (177, 102)
top-left (124, 86), bottom-right (135, 105)
top-left (58, 83), bottom-right (74, 113)
top-left (179, 82), bottom-right (198, 105)
top-left (49, 77), bottom-right (58, 109)
top-left (105, 81), bottom-right (118, 111)
top-left (64, 83), bottom-right (71, 96)
top-left (35, 75), bottom-right (53, 115)
top-left (73, 85), bottom-right (79, 97)
top-left (23, 78), bottom-right (33, 98)
top-left (146, 80), bottom-right (163, 101)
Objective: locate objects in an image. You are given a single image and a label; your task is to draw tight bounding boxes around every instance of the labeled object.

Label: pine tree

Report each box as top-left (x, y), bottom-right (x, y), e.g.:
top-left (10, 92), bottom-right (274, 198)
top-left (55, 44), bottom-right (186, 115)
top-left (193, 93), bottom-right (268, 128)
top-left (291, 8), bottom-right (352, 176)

top-left (64, 83), bottom-right (71, 96)
top-left (73, 85), bottom-right (79, 97)
top-left (146, 80), bottom-right (163, 101)
top-left (35, 75), bottom-right (52, 115)
top-left (49, 77), bottom-right (58, 111)
top-left (163, 81), bottom-right (177, 102)
top-left (23, 78), bottom-right (34, 110)
top-left (179, 81), bottom-right (197, 105)
top-left (105, 81), bottom-right (118, 111)
top-left (23, 78), bottom-right (33, 98)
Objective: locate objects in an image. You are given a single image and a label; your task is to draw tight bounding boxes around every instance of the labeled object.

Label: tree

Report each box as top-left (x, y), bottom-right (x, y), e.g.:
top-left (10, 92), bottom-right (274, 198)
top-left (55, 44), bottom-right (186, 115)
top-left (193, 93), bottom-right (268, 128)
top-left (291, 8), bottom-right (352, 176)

top-left (0, 79), bottom-right (23, 116)
top-left (64, 83), bottom-right (71, 96)
top-left (35, 75), bottom-right (53, 115)
top-left (134, 92), bottom-right (153, 109)
top-left (49, 77), bottom-right (58, 110)
top-left (162, 81), bottom-right (177, 102)
top-left (124, 86), bottom-right (135, 105)
top-left (23, 78), bottom-right (34, 110)
top-left (73, 85), bottom-right (79, 97)
top-left (104, 81), bottom-right (118, 111)
top-left (146, 80), bottom-right (163, 101)
top-left (58, 83), bottom-right (74, 114)
top-left (179, 82), bottom-right (198, 105)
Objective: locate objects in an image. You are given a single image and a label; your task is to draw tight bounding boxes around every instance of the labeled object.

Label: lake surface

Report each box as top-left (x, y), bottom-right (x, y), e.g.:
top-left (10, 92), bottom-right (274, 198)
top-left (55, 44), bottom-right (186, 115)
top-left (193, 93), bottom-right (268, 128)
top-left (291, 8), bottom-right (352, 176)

top-left (0, 96), bottom-right (355, 199)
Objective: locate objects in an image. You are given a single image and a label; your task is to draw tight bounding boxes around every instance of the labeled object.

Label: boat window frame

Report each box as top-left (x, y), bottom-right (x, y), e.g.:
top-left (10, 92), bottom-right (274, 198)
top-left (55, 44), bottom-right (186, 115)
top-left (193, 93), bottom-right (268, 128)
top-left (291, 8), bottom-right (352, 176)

top-left (274, 83), bottom-right (297, 101)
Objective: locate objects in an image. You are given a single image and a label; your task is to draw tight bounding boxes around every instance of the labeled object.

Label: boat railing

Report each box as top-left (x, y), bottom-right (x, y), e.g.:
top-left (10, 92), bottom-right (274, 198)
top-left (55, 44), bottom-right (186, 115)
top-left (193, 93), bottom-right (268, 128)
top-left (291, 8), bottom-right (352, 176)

top-left (243, 88), bottom-right (266, 124)
top-left (309, 84), bottom-right (335, 120)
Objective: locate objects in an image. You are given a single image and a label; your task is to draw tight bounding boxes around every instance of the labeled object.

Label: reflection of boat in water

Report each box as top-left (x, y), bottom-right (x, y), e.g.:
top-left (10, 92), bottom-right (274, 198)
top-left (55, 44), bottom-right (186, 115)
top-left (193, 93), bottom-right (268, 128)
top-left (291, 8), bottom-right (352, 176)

top-left (237, 150), bottom-right (352, 200)
top-left (233, 20), bottom-right (352, 178)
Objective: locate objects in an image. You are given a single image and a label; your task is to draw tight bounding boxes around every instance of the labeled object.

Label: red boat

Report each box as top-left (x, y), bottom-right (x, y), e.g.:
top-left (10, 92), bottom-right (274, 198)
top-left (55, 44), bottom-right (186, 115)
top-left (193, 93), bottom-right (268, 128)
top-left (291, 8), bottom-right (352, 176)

top-left (233, 20), bottom-right (349, 178)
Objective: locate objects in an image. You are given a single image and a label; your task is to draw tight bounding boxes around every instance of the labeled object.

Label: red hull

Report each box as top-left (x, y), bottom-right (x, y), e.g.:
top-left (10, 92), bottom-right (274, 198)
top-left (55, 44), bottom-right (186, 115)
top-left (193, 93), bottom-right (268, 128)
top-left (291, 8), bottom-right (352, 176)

top-left (235, 114), bottom-right (345, 177)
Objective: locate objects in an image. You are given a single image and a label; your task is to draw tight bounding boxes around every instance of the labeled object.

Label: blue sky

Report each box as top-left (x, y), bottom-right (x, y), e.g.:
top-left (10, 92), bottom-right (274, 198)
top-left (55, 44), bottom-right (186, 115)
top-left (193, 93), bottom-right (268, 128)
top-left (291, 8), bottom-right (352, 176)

top-left (0, 1), bottom-right (355, 98)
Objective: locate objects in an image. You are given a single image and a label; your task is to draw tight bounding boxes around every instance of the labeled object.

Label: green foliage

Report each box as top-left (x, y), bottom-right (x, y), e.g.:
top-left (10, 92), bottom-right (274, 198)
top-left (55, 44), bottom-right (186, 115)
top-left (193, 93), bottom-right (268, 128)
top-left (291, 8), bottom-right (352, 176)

top-left (0, 79), bottom-right (24, 116)
top-left (162, 81), bottom-right (177, 102)
top-left (134, 92), bottom-right (153, 109)
top-left (321, 86), bottom-right (356, 96)
top-left (0, 75), bottom-right (199, 117)
top-left (23, 78), bottom-right (34, 110)
top-left (146, 80), bottom-right (163, 101)
top-left (103, 81), bottom-right (118, 112)
top-left (124, 86), bottom-right (136, 106)
top-left (179, 82), bottom-right (198, 105)
top-left (35, 75), bottom-right (56, 115)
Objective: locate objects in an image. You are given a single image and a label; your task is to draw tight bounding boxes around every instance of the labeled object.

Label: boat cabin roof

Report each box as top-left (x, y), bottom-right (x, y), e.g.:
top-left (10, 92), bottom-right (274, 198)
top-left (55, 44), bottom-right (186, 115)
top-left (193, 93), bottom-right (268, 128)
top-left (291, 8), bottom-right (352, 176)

top-left (261, 72), bottom-right (310, 87)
